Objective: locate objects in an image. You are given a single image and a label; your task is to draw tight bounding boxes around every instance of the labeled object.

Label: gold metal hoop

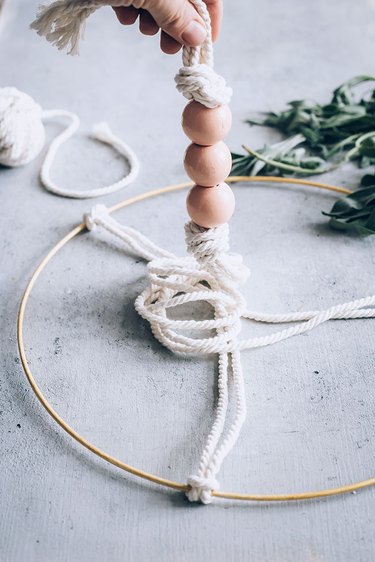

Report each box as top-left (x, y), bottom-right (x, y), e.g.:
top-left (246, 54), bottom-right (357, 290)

top-left (17, 176), bottom-right (375, 502)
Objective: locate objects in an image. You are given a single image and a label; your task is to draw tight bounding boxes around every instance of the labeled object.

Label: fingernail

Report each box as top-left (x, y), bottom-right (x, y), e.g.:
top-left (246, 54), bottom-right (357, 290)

top-left (182, 21), bottom-right (206, 46)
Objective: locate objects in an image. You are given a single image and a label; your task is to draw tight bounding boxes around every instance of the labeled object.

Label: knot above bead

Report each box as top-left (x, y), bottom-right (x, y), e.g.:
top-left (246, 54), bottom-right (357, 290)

top-left (175, 64), bottom-right (232, 109)
top-left (186, 474), bottom-right (220, 504)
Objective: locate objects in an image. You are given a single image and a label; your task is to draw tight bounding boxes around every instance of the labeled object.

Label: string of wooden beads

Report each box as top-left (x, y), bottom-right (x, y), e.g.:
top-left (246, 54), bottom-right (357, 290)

top-left (182, 101), bottom-right (234, 228)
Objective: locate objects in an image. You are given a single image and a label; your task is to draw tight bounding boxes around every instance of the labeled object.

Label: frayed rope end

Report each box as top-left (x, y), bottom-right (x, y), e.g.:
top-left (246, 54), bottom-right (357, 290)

top-left (30, 1), bottom-right (99, 55)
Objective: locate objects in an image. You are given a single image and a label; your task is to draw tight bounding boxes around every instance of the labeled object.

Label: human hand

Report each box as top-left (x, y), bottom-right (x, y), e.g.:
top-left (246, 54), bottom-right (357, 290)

top-left (112, 0), bottom-right (222, 54)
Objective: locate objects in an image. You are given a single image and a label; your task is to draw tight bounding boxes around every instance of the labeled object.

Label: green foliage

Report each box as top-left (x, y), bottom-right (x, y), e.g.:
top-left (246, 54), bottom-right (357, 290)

top-left (232, 75), bottom-right (375, 234)
top-left (323, 174), bottom-right (375, 235)
top-left (231, 134), bottom-right (329, 177)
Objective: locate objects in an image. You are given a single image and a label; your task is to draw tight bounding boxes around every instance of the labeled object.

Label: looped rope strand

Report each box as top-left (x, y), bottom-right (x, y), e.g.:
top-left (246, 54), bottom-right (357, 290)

top-left (40, 113), bottom-right (140, 199)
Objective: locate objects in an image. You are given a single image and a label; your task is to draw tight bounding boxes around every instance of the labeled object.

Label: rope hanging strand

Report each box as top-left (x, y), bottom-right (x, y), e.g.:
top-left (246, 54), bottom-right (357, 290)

top-left (174, 0), bottom-right (245, 503)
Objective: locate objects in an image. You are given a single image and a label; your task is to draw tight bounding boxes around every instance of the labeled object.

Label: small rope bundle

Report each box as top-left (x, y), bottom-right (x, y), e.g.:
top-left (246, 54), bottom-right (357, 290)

top-left (0, 86), bottom-right (139, 198)
top-left (31, 0), bottom-right (103, 55)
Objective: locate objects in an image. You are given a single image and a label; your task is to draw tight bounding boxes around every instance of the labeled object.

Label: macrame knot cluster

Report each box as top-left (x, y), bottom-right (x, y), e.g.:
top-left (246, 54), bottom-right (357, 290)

top-left (134, 221), bottom-right (249, 356)
top-left (186, 474), bottom-right (220, 505)
top-left (0, 87), bottom-right (45, 167)
top-left (185, 222), bottom-right (249, 285)
top-left (175, 64), bottom-right (232, 109)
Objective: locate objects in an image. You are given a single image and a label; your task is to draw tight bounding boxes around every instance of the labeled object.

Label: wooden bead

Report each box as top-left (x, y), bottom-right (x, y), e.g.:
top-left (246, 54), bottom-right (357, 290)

top-left (184, 142), bottom-right (232, 187)
top-left (186, 183), bottom-right (235, 228)
top-left (182, 101), bottom-right (232, 146)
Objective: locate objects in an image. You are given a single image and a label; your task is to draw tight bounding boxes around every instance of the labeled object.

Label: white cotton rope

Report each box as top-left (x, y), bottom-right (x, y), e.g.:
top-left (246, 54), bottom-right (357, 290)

top-left (84, 204), bottom-right (375, 504)
top-left (0, 86), bottom-right (140, 198)
top-left (31, 0), bottom-right (375, 504)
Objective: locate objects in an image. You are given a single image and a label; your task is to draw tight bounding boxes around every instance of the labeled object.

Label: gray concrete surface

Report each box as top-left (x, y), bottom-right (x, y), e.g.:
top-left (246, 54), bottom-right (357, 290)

top-left (1, 1), bottom-right (375, 561)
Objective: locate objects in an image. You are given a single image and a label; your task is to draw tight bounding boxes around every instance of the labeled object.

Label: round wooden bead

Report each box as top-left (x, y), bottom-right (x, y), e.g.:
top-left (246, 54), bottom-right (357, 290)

top-left (182, 101), bottom-right (232, 146)
top-left (186, 183), bottom-right (235, 228)
top-left (184, 142), bottom-right (232, 187)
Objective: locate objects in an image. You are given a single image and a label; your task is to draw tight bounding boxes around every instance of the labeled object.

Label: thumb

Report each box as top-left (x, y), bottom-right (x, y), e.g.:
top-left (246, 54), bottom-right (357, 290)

top-left (142, 0), bottom-right (207, 47)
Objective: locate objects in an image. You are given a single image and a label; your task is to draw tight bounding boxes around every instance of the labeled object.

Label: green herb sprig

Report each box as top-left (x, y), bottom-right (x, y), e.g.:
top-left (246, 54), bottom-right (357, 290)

top-left (232, 75), bottom-right (375, 234)
top-left (323, 174), bottom-right (375, 235)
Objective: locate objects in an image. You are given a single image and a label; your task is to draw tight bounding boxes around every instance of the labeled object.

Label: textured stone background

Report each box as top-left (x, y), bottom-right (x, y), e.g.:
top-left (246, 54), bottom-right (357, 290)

top-left (1, 1), bottom-right (375, 561)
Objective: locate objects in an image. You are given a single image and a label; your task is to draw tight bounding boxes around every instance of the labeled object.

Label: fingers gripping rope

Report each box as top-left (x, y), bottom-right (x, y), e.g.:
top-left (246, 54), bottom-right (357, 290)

top-left (31, 0), bottom-right (232, 108)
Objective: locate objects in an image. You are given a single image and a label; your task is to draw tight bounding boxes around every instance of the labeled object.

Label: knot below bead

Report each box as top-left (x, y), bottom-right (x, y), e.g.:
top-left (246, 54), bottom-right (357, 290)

top-left (185, 221), bottom-right (250, 284)
top-left (134, 221), bottom-right (249, 355)
top-left (175, 64), bottom-right (232, 109)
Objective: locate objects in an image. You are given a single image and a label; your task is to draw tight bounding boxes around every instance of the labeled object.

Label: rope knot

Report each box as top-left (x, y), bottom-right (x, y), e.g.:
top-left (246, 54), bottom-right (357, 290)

top-left (175, 64), bottom-right (232, 108)
top-left (185, 221), bottom-right (229, 261)
top-left (186, 474), bottom-right (219, 504)
top-left (134, 221), bottom-right (248, 354)
top-left (83, 203), bottom-right (109, 231)
top-left (185, 221), bottom-right (250, 284)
